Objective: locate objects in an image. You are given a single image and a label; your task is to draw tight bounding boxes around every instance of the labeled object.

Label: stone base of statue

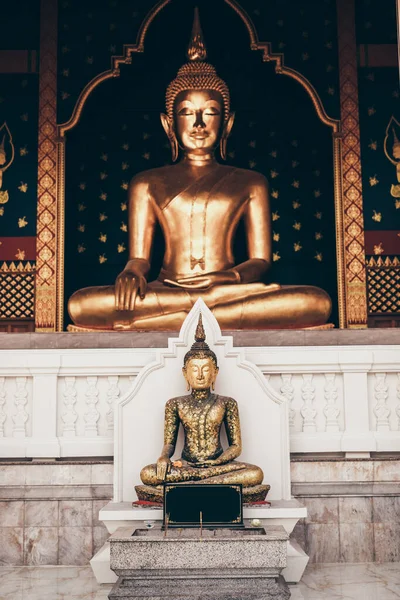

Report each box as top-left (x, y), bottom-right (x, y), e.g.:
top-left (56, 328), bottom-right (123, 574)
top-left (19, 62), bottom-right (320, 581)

top-left (108, 525), bottom-right (291, 600)
top-left (135, 482), bottom-right (270, 504)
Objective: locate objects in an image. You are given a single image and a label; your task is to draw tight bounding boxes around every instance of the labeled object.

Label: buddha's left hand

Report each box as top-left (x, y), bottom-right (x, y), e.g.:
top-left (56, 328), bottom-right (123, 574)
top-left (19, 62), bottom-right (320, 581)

top-left (165, 271), bottom-right (238, 289)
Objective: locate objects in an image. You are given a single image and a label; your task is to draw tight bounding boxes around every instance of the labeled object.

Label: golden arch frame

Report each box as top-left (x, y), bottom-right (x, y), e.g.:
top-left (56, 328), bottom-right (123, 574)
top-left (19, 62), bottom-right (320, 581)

top-left (52, 0), bottom-right (361, 331)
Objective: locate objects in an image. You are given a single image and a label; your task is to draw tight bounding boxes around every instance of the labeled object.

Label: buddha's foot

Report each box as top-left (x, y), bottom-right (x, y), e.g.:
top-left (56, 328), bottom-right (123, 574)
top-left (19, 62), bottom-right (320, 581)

top-left (135, 483), bottom-right (270, 503)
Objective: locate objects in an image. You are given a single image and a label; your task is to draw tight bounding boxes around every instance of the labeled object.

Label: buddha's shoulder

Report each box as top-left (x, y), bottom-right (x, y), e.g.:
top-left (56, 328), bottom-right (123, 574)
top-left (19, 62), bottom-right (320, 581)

top-left (215, 394), bottom-right (238, 406)
top-left (228, 166), bottom-right (268, 188)
top-left (129, 165), bottom-right (178, 187)
top-left (164, 394), bottom-right (189, 406)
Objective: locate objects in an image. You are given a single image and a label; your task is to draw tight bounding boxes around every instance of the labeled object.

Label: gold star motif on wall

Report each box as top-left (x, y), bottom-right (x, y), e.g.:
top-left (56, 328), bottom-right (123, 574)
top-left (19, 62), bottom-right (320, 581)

top-left (372, 210), bottom-right (382, 222)
top-left (120, 222), bottom-right (127, 232)
top-left (273, 232), bottom-right (280, 242)
top-left (272, 211), bottom-right (280, 221)
top-left (18, 216), bottom-right (28, 228)
top-left (99, 233), bottom-right (107, 243)
top-left (369, 175), bottom-right (379, 186)
top-left (273, 252), bottom-right (281, 262)
top-left (18, 182), bottom-right (28, 193)
top-left (294, 242), bottom-right (302, 252)
top-left (99, 254), bottom-right (107, 264)
top-left (293, 221), bottom-right (302, 230)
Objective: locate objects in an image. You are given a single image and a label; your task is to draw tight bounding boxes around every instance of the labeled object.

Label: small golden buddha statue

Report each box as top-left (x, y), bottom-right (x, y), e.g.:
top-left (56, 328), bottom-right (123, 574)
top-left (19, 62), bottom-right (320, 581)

top-left (135, 314), bottom-right (270, 503)
top-left (68, 9), bottom-right (331, 331)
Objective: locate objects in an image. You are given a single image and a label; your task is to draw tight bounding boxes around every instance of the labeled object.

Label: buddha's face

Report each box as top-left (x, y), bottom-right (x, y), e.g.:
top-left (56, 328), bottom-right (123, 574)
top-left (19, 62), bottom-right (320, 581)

top-left (183, 357), bottom-right (218, 390)
top-left (174, 89), bottom-right (223, 153)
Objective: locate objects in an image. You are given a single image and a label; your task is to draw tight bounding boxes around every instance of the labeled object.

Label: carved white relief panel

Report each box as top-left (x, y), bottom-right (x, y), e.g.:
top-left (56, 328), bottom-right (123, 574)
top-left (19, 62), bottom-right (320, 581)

top-left (12, 377), bottom-right (29, 438)
top-left (56, 375), bottom-right (134, 437)
top-left (268, 373), bottom-right (344, 433)
top-left (62, 376), bottom-right (78, 437)
top-left (0, 377), bottom-right (6, 437)
top-left (368, 372), bottom-right (400, 432)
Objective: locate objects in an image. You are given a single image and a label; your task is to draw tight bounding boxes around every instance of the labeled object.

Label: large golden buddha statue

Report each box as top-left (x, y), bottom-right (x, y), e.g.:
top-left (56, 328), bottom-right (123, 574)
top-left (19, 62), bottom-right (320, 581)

top-left (68, 10), bottom-right (331, 331)
top-left (136, 314), bottom-right (270, 503)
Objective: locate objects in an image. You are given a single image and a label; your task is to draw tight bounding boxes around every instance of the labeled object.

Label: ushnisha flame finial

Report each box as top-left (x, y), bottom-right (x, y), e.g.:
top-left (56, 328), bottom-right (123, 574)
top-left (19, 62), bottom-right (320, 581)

top-left (183, 312), bottom-right (218, 367)
top-left (194, 312), bottom-right (206, 342)
top-left (187, 7), bottom-right (207, 62)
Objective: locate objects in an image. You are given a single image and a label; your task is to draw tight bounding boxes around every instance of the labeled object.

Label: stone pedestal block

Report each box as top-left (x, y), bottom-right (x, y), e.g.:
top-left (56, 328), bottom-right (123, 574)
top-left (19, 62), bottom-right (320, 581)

top-left (109, 525), bottom-right (291, 599)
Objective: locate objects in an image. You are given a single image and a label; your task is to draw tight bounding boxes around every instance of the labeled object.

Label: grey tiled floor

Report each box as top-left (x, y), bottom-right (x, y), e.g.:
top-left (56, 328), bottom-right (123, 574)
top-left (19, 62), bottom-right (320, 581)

top-left (0, 563), bottom-right (399, 599)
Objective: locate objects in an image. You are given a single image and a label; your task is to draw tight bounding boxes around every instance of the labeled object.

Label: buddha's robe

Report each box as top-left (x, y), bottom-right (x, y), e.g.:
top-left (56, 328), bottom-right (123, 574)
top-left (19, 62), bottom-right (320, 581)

top-left (69, 163), bottom-right (331, 330)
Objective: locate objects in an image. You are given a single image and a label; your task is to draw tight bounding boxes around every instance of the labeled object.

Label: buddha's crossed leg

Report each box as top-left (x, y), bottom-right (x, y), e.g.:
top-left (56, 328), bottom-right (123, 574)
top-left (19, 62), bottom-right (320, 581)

top-left (69, 281), bottom-right (331, 330)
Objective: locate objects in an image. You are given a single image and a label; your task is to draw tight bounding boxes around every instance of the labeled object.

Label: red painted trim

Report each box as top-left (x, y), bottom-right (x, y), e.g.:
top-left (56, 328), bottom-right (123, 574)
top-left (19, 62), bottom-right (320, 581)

top-left (365, 230), bottom-right (400, 255)
top-left (0, 237), bottom-right (36, 261)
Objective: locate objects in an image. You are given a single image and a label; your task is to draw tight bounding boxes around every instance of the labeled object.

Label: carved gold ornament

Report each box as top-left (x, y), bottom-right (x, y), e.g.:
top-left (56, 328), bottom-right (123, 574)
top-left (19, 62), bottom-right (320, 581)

top-left (0, 122), bottom-right (15, 192)
top-left (384, 116), bottom-right (400, 198)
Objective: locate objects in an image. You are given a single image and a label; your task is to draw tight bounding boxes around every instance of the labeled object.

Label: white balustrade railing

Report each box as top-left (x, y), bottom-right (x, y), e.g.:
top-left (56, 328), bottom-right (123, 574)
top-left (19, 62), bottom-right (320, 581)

top-left (0, 344), bottom-right (399, 457)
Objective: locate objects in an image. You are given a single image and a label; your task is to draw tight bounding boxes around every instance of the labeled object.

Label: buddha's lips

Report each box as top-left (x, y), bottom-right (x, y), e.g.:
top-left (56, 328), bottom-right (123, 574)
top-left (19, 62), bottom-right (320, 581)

top-left (190, 132), bottom-right (208, 139)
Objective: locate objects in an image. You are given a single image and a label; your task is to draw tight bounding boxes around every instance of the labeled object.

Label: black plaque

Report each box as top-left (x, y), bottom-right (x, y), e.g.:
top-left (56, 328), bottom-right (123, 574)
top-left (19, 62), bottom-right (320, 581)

top-left (163, 483), bottom-right (243, 528)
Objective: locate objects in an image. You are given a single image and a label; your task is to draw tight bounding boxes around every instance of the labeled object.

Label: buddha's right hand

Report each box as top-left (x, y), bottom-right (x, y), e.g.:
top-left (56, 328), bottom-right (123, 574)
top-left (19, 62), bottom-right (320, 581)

top-left (115, 260), bottom-right (148, 311)
top-left (156, 456), bottom-right (171, 482)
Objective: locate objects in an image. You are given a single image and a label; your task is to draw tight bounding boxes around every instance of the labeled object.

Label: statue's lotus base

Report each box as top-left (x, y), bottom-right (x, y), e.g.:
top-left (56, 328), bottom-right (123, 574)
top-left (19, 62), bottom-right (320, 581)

top-left (135, 483), bottom-right (270, 503)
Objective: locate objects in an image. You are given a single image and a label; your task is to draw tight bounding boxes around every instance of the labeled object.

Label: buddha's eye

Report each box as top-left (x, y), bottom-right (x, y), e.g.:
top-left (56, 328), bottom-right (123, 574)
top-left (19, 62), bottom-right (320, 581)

top-left (204, 108), bottom-right (220, 116)
top-left (178, 108), bottom-right (194, 116)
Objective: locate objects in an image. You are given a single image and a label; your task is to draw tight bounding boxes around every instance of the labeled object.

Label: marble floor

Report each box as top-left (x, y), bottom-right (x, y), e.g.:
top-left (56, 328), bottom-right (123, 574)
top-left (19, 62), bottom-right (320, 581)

top-left (0, 563), bottom-right (399, 599)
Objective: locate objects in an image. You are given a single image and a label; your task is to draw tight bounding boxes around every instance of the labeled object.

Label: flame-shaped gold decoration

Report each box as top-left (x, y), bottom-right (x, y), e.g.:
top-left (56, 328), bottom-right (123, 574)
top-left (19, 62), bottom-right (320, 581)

top-left (194, 312), bottom-right (206, 342)
top-left (384, 116), bottom-right (400, 197)
top-left (186, 7), bottom-right (207, 62)
top-left (0, 122), bottom-right (15, 190)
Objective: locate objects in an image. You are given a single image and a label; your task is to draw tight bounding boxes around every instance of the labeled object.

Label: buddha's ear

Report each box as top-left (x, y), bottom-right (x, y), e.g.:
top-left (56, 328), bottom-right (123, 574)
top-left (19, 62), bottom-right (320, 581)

top-left (220, 112), bottom-right (235, 161)
top-left (224, 112), bottom-right (235, 138)
top-left (160, 113), bottom-right (179, 162)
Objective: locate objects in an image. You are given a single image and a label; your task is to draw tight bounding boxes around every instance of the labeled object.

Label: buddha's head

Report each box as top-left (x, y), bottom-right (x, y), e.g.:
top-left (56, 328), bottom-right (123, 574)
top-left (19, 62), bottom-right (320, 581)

top-left (183, 314), bottom-right (219, 391)
top-left (161, 8), bottom-right (234, 161)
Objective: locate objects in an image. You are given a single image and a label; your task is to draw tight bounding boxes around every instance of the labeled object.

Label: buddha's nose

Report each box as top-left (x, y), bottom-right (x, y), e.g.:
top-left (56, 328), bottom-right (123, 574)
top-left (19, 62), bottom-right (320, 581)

top-left (193, 111), bottom-right (205, 129)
